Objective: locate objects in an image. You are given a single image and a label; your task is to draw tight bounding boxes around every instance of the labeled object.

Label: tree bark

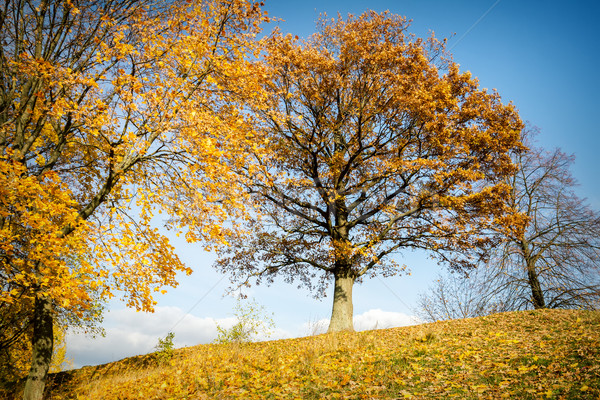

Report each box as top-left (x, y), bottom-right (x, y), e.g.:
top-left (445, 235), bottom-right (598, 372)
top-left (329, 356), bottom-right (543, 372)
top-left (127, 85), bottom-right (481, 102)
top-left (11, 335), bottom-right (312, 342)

top-left (23, 295), bottom-right (54, 400)
top-left (327, 272), bottom-right (355, 332)
top-left (526, 259), bottom-right (546, 309)
top-left (520, 238), bottom-right (546, 309)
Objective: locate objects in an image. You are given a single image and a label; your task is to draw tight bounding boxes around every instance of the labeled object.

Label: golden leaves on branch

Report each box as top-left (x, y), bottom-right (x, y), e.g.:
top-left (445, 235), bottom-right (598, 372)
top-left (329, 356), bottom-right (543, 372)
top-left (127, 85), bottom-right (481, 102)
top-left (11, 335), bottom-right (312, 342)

top-left (1, 0), bottom-right (271, 320)
top-left (221, 10), bottom-right (524, 294)
top-left (0, 158), bottom-right (96, 313)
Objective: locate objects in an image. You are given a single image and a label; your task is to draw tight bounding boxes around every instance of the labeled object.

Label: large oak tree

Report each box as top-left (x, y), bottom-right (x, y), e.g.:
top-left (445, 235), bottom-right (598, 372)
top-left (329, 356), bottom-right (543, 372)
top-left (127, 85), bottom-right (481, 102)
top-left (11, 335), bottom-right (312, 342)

top-left (0, 0), bottom-right (267, 398)
top-left (216, 12), bottom-right (524, 332)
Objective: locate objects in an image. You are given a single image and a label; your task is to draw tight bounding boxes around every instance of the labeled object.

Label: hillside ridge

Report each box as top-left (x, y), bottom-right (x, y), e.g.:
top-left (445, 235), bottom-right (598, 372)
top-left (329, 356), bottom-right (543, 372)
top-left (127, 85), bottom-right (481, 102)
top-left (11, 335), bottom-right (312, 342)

top-left (2, 309), bottom-right (599, 399)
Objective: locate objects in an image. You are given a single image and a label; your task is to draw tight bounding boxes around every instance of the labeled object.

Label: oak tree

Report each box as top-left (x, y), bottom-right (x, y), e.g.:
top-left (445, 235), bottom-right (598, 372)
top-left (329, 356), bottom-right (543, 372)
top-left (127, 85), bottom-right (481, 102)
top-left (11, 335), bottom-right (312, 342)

top-left (0, 0), bottom-right (267, 398)
top-left (216, 12), bottom-right (523, 332)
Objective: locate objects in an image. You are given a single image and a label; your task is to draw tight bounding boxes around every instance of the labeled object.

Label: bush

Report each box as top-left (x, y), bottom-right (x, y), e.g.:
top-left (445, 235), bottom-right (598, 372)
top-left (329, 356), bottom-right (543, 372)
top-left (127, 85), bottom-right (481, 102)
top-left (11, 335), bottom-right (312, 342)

top-left (214, 299), bottom-right (275, 344)
top-left (154, 332), bottom-right (175, 364)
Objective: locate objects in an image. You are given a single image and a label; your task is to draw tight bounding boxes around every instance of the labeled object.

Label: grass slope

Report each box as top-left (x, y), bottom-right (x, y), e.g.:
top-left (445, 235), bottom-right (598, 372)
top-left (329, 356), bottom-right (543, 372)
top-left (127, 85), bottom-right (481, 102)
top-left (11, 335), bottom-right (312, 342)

top-left (3, 309), bottom-right (599, 399)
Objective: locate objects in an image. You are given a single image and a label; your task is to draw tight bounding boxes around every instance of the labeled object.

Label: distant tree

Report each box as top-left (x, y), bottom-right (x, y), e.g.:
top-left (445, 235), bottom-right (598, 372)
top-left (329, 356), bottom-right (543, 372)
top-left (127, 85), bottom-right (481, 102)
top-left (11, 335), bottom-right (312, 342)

top-left (0, 0), bottom-right (267, 398)
top-left (154, 332), bottom-right (175, 365)
top-left (497, 131), bottom-right (600, 309)
top-left (215, 11), bottom-right (523, 333)
top-left (416, 268), bottom-right (517, 322)
top-left (417, 130), bottom-right (600, 321)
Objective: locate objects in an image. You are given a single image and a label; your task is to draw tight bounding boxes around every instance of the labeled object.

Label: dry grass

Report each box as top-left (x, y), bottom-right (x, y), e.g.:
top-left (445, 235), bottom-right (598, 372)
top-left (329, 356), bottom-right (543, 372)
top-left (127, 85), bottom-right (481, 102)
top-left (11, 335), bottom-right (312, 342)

top-left (2, 309), bottom-right (599, 399)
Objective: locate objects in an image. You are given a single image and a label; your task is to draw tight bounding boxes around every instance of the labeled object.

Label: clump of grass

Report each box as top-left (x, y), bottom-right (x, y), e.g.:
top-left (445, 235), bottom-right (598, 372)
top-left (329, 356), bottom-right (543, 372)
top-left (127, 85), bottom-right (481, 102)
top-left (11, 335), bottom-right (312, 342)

top-left (411, 327), bottom-right (437, 343)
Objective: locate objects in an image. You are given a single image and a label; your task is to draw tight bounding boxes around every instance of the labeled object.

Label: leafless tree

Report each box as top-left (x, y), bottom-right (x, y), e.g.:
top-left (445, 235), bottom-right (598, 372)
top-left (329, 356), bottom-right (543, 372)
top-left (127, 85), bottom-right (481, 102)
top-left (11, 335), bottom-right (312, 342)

top-left (417, 129), bottom-right (600, 321)
top-left (416, 267), bottom-right (522, 322)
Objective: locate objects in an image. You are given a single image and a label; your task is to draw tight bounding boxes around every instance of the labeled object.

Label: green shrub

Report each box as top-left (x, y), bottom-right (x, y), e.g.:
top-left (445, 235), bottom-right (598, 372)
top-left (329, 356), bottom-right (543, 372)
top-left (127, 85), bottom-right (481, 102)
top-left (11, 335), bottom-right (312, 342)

top-left (214, 298), bottom-right (275, 344)
top-left (154, 332), bottom-right (175, 364)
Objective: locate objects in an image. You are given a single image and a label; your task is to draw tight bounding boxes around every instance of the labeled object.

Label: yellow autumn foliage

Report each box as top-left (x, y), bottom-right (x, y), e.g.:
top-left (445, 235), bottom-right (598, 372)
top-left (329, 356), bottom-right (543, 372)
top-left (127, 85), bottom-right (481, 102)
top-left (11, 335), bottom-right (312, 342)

top-left (0, 0), bottom-right (270, 396)
top-left (1, 325), bottom-right (71, 383)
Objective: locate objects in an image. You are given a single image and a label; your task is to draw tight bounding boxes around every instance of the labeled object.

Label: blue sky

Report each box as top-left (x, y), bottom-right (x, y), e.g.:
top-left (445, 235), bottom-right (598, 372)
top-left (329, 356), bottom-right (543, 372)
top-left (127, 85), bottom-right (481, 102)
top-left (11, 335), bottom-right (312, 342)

top-left (66, 0), bottom-right (599, 368)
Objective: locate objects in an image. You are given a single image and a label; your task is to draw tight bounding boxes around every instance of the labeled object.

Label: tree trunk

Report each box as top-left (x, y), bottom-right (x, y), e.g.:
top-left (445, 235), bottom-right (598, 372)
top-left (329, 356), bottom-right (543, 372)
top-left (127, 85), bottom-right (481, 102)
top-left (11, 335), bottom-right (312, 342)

top-left (23, 295), bottom-right (54, 400)
top-left (526, 260), bottom-right (546, 309)
top-left (520, 239), bottom-right (546, 309)
top-left (327, 272), bottom-right (355, 332)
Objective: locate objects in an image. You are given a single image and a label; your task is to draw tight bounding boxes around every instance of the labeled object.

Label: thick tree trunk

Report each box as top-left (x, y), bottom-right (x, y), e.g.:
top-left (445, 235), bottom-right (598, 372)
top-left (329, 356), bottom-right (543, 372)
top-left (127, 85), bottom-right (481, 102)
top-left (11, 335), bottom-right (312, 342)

top-left (23, 295), bottom-right (54, 400)
top-left (327, 272), bottom-right (355, 332)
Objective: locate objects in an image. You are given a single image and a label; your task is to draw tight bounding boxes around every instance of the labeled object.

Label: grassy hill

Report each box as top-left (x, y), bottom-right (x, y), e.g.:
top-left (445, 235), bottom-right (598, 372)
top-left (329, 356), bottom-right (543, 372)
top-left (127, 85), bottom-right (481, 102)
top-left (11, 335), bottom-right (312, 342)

top-left (3, 309), bottom-right (599, 399)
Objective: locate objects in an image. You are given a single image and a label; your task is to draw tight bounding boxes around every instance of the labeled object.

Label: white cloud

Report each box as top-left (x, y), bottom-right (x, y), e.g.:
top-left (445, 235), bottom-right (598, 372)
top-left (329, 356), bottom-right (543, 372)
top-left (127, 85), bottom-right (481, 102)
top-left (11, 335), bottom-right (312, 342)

top-left (298, 309), bottom-right (421, 337)
top-left (353, 309), bottom-right (421, 331)
top-left (66, 307), bottom-right (224, 368)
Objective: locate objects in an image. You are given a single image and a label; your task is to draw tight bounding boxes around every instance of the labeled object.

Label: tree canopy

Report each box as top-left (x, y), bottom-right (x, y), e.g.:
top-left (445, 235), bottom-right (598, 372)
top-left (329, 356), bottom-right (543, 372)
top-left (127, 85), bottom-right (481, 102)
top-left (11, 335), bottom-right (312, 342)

top-left (0, 0), bottom-right (268, 397)
top-left (216, 11), bottom-right (524, 332)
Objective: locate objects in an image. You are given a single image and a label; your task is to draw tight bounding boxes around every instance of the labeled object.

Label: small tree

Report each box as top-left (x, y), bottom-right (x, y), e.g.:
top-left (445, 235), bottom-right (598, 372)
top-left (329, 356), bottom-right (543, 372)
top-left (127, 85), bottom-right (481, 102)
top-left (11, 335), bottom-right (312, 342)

top-left (154, 332), bottom-right (175, 365)
top-left (216, 11), bottom-right (523, 332)
top-left (214, 298), bottom-right (275, 344)
top-left (416, 268), bottom-right (517, 322)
